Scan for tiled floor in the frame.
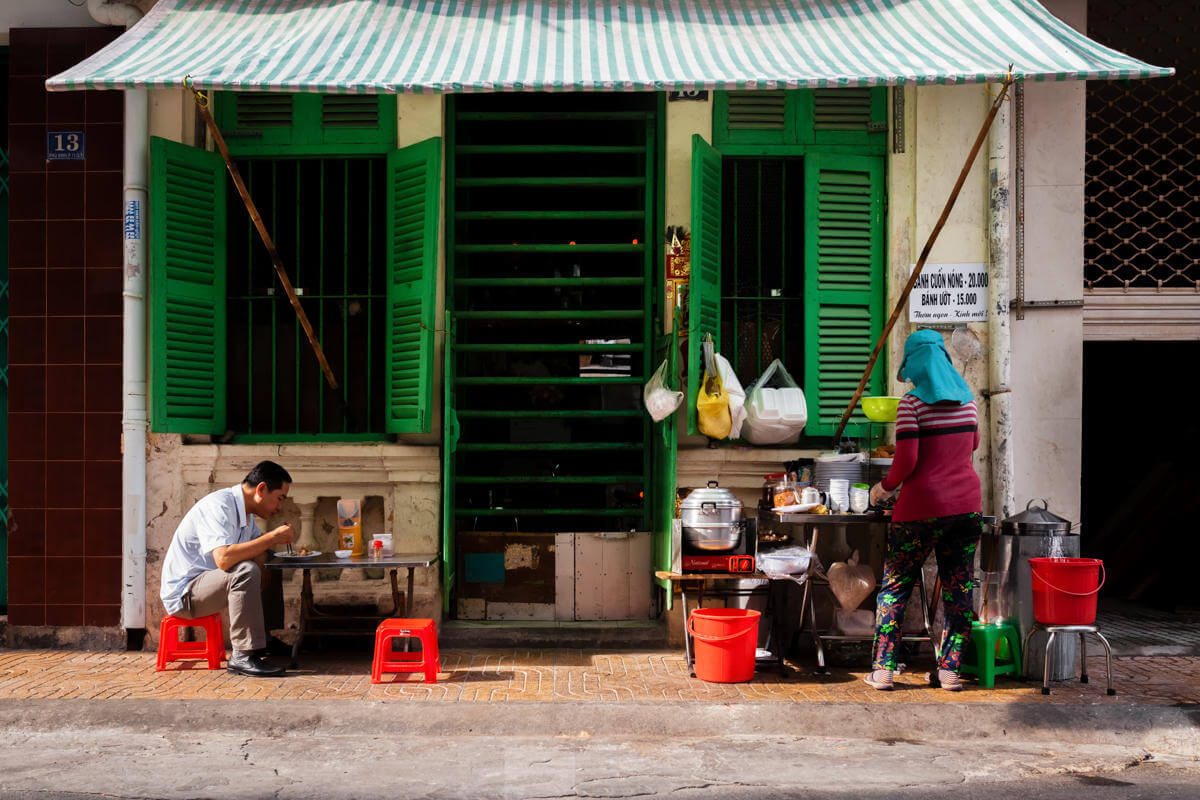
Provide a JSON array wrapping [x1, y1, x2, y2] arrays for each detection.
[[0, 649, 1193, 704], [1095, 600, 1200, 656]]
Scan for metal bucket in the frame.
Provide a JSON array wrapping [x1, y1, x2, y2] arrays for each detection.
[[981, 499, 1080, 681]]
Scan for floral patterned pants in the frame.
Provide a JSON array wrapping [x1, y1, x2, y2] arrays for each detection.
[[871, 512, 982, 673]]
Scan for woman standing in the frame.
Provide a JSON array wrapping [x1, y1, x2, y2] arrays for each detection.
[[866, 329, 982, 691]]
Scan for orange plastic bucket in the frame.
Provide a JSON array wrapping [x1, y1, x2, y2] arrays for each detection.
[[687, 608, 760, 682], [1029, 557, 1105, 625]]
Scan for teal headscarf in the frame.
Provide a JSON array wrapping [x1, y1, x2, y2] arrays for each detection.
[[897, 329, 974, 405]]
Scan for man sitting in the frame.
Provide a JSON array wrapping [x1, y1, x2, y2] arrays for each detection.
[[160, 460, 296, 677]]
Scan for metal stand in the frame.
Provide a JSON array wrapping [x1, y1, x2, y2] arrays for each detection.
[[667, 573, 793, 679], [793, 519, 938, 676], [1023, 623, 1116, 696]]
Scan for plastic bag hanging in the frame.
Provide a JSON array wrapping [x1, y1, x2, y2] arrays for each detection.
[[696, 334, 732, 439], [643, 358, 684, 422], [742, 358, 808, 445]]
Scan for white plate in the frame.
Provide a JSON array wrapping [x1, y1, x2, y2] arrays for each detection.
[[276, 550, 322, 559], [774, 503, 820, 514]]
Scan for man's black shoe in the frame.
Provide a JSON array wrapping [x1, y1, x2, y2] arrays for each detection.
[[255, 635, 292, 658], [226, 650, 286, 677]]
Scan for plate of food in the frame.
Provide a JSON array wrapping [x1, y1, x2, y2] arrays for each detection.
[[773, 503, 820, 514], [276, 549, 322, 559]]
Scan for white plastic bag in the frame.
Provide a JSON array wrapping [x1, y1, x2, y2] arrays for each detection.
[[714, 353, 746, 439], [642, 359, 683, 422], [757, 546, 822, 586], [742, 359, 808, 445]]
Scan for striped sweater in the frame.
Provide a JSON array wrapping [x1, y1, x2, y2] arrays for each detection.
[[880, 393, 981, 522]]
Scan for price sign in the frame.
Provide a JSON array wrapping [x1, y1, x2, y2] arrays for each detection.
[[47, 131, 85, 161], [907, 262, 988, 323]]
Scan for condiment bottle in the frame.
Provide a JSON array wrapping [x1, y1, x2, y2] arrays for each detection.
[[762, 473, 785, 508], [371, 539, 383, 561]]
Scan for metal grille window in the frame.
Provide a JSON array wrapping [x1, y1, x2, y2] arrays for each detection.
[[1085, 0, 1198, 289], [720, 158, 806, 385], [226, 158, 387, 437]]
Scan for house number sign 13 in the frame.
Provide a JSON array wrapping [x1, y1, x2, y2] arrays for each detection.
[[47, 131, 86, 161]]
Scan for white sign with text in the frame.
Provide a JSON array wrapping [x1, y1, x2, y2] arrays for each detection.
[[907, 262, 988, 323]]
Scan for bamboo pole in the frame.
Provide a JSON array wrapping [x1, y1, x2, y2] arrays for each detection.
[[832, 73, 1015, 447], [187, 81, 339, 391]]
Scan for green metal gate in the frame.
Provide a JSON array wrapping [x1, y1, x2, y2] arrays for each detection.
[[443, 95, 660, 610]]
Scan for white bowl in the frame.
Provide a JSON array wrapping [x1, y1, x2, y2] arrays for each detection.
[[334, 549, 352, 558]]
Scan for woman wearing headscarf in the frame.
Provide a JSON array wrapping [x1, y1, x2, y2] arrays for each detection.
[[864, 329, 982, 692]]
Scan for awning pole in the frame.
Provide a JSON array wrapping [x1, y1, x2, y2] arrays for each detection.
[[831, 70, 1015, 447], [186, 79, 339, 391]]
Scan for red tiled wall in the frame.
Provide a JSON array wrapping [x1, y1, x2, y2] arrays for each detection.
[[7, 28, 124, 627]]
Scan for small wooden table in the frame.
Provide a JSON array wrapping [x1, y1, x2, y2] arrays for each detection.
[[265, 552, 439, 666]]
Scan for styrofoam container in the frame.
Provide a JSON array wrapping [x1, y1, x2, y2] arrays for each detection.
[[776, 387, 807, 425], [749, 387, 782, 421]]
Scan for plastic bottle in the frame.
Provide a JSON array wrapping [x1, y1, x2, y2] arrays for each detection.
[[371, 539, 383, 561]]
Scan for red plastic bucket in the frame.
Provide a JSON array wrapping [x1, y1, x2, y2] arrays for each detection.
[[1029, 557, 1105, 625], [687, 608, 760, 683]]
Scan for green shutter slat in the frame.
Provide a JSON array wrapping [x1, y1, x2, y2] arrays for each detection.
[[804, 152, 885, 438], [385, 137, 441, 434], [687, 134, 723, 435], [150, 136, 226, 434]]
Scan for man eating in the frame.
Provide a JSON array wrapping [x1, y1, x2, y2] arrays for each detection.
[[159, 460, 296, 677]]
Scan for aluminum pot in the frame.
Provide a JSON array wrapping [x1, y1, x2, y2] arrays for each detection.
[[999, 498, 1076, 536], [680, 481, 745, 551]]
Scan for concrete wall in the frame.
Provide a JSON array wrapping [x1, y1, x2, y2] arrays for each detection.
[[1010, 0, 1086, 525], [0, 3, 105, 44]]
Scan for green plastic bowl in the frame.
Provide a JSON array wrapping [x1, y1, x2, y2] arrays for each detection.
[[861, 396, 901, 423]]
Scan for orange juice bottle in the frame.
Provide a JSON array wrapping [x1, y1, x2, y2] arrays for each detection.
[[336, 499, 364, 557]]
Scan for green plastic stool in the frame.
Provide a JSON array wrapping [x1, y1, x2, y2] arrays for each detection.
[[961, 621, 1023, 688]]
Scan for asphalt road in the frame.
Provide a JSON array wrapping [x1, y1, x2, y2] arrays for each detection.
[[1, 700, 1197, 799]]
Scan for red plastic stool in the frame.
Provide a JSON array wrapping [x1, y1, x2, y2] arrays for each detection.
[[371, 618, 440, 684], [156, 613, 225, 671]]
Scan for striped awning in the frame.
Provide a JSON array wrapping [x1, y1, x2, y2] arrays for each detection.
[[46, 0, 1173, 94]]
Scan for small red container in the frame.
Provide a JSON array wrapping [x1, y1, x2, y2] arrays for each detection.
[[1029, 557, 1105, 625], [687, 608, 760, 682]]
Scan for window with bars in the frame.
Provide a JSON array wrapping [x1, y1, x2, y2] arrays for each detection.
[[225, 158, 387, 437], [148, 93, 440, 440], [688, 90, 887, 439]]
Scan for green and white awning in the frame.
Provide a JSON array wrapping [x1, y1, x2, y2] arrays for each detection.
[[46, 0, 1173, 94]]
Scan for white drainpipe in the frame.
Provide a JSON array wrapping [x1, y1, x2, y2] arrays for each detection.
[[986, 85, 1016, 521], [88, 0, 148, 631]]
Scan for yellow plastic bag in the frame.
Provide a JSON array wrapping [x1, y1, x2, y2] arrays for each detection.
[[697, 370, 732, 439]]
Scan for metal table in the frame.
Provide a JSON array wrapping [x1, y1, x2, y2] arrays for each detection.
[[655, 570, 799, 679], [265, 552, 439, 666], [775, 512, 993, 674]]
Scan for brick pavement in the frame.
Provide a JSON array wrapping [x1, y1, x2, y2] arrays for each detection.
[[0, 648, 1194, 704]]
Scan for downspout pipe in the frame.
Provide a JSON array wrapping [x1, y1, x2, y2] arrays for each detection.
[[986, 85, 1016, 521], [88, 0, 148, 632]]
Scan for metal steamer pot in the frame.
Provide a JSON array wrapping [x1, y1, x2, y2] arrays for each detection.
[[680, 481, 745, 551]]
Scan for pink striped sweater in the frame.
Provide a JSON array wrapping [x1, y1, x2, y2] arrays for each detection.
[[880, 393, 981, 522]]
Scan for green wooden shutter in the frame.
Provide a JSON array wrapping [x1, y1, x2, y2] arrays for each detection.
[[441, 312, 458, 612], [385, 136, 442, 434], [687, 134, 722, 435], [652, 313, 679, 607], [803, 152, 885, 438], [214, 93, 397, 156], [149, 136, 227, 434]]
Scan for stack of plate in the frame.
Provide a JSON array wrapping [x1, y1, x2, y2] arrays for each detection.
[[865, 457, 894, 486], [813, 457, 865, 492]]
